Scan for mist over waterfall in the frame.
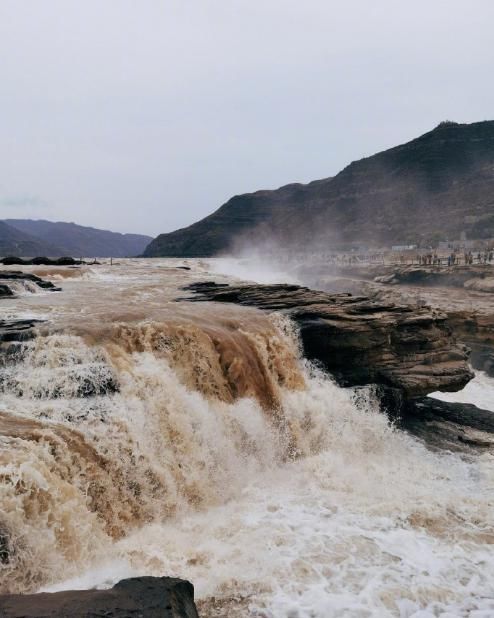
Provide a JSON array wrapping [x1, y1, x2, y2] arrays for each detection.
[[0, 260, 493, 617]]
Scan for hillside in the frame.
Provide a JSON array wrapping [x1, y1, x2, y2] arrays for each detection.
[[0, 221, 62, 257], [4, 220, 152, 258], [144, 120, 494, 256]]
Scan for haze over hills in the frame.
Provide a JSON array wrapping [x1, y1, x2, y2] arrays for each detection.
[[144, 120, 494, 257], [2, 220, 152, 258]]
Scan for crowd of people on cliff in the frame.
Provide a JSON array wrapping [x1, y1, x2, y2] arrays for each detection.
[[411, 250, 494, 266], [325, 251, 494, 266], [278, 249, 494, 266]]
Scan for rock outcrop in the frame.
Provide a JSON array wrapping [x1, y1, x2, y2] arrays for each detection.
[[0, 271, 61, 294], [1, 256, 84, 266], [184, 282, 473, 398], [145, 120, 494, 256], [0, 576, 199, 618], [293, 262, 494, 378], [0, 319, 42, 344], [402, 397, 494, 452], [0, 285, 14, 298]]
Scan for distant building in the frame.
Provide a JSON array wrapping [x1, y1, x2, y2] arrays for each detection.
[[391, 244, 417, 251]]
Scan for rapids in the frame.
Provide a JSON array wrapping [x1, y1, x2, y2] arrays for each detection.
[[0, 259, 493, 617]]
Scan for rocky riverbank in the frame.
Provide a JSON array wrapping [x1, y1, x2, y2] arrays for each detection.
[[293, 263, 494, 377], [305, 263, 494, 290]]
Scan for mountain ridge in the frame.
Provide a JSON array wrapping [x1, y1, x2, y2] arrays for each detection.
[[2, 219, 152, 258], [144, 120, 494, 256], [0, 221, 63, 257]]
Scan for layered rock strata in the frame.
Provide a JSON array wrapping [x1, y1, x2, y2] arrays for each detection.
[[184, 282, 473, 398]]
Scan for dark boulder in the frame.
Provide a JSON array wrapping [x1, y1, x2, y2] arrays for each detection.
[[0, 284, 14, 298], [0, 256, 84, 266], [0, 576, 199, 617], [0, 256, 25, 265]]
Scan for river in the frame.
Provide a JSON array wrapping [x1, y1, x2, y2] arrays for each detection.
[[0, 259, 493, 617]]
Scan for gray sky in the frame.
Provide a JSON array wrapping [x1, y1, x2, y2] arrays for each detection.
[[1, 1, 493, 236]]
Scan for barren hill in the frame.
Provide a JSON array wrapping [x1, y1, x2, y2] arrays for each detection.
[[144, 120, 494, 256]]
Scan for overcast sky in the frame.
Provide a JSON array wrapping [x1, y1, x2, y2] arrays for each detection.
[[1, 1, 493, 236]]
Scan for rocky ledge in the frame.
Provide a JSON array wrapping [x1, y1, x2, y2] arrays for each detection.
[[0, 271, 61, 295], [185, 282, 473, 399], [402, 397, 494, 452], [296, 264, 494, 379], [371, 265, 494, 292], [0, 576, 199, 618], [0, 319, 42, 344]]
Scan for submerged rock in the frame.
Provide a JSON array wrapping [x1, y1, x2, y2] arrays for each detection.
[[0, 576, 199, 617], [185, 282, 473, 398], [0, 284, 14, 298]]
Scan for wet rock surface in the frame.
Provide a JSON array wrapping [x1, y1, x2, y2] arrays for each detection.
[[406, 397, 494, 433], [0, 271, 62, 293], [401, 397, 494, 452], [0, 284, 14, 298], [184, 282, 473, 398], [0, 319, 42, 344], [0, 576, 199, 617]]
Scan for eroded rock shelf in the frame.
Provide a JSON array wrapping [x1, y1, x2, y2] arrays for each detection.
[[185, 282, 473, 398]]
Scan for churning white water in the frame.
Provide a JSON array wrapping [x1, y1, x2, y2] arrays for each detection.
[[1, 259, 493, 617]]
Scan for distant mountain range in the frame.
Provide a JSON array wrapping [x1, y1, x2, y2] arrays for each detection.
[[0, 221, 60, 257], [0, 219, 152, 258], [143, 120, 494, 256]]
